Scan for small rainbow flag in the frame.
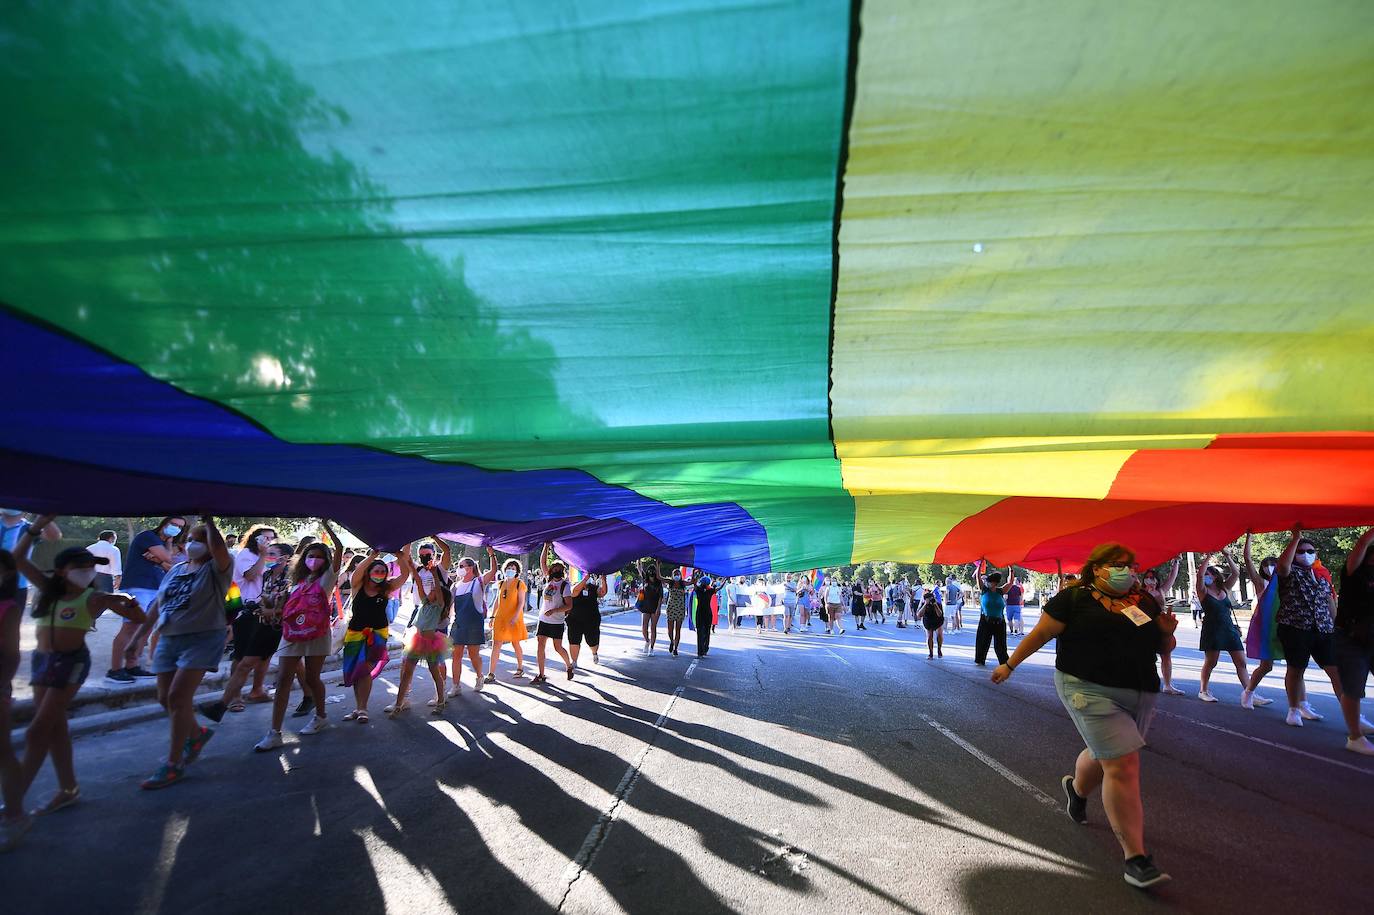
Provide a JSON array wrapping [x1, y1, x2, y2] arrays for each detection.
[[223, 581, 242, 619]]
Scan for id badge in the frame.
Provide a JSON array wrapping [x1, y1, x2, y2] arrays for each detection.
[[1122, 606, 1151, 627]]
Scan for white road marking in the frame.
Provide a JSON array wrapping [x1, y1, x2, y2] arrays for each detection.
[[685, 659, 699, 678], [918, 713, 1060, 812], [824, 648, 852, 667], [558, 685, 685, 910], [1158, 710, 1374, 776]]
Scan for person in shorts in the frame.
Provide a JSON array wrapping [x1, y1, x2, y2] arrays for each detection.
[[567, 571, 606, 668], [141, 516, 233, 789], [991, 542, 1177, 891], [824, 579, 844, 635], [533, 546, 574, 683], [1336, 528, 1374, 754], [1275, 526, 1343, 727], [1005, 578, 1025, 636]]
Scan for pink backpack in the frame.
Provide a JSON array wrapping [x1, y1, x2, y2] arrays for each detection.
[[282, 579, 328, 642]]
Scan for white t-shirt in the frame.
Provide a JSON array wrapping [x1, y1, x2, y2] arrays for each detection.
[[539, 579, 571, 624], [233, 548, 268, 602], [86, 539, 123, 577]]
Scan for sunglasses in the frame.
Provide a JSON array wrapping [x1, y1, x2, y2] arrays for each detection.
[[1297, 549, 1316, 556]]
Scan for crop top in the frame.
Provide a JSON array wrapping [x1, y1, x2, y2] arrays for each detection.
[[48, 587, 95, 631]]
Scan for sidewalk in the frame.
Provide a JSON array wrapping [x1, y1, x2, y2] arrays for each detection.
[[12, 598, 636, 726]]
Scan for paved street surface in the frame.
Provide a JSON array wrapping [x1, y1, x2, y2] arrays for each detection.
[[7, 610, 1372, 914]]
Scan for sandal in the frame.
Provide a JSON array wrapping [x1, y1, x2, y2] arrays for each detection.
[[355, 710, 369, 724], [227, 700, 247, 714], [32, 786, 80, 816], [531, 674, 547, 684], [483, 673, 496, 684], [566, 665, 575, 680], [513, 668, 527, 678], [384, 702, 410, 717], [343, 709, 362, 721], [431, 700, 446, 715]]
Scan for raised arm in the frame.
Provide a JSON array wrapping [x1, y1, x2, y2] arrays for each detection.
[[352, 549, 380, 590], [541, 543, 552, 577], [1276, 525, 1302, 577], [1348, 528, 1374, 578], [1220, 551, 1240, 591], [320, 520, 345, 575], [1194, 557, 1209, 596], [389, 544, 413, 590], [11, 515, 56, 588], [1000, 566, 1015, 594], [480, 545, 498, 585], [1161, 558, 1180, 593], [1242, 533, 1264, 589], [434, 536, 453, 575], [202, 515, 232, 573]]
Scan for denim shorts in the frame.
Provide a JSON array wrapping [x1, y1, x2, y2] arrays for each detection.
[[1055, 670, 1157, 760], [152, 629, 227, 673], [31, 646, 92, 689]]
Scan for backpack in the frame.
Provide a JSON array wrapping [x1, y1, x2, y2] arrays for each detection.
[[283, 579, 329, 642]]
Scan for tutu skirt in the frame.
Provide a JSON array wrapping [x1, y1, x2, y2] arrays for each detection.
[[405, 628, 451, 663], [341, 627, 389, 686]]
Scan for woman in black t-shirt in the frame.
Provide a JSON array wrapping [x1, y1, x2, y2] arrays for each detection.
[[638, 561, 665, 655], [990, 542, 1178, 891]]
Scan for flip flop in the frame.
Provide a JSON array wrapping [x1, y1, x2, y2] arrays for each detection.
[[228, 700, 247, 713]]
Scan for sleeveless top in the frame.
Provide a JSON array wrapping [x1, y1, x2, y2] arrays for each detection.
[[49, 587, 95, 631], [348, 587, 390, 631]]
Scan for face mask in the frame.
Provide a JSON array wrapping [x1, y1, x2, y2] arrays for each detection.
[[1202, 574, 1215, 586], [1261, 564, 1276, 578], [461, 565, 476, 581], [185, 541, 208, 560], [265, 559, 279, 570], [505, 569, 519, 580], [1098, 566, 1134, 595], [419, 554, 434, 566], [1295, 550, 1316, 567], [66, 567, 98, 588], [305, 556, 325, 571], [163, 524, 183, 538], [369, 570, 388, 583], [1144, 579, 1158, 589], [550, 569, 565, 581]]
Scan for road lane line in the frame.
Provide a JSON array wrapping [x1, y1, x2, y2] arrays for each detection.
[[918, 713, 1061, 812], [558, 685, 685, 909], [824, 648, 852, 667], [685, 659, 699, 678], [1157, 710, 1374, 776], [135, 811, 189, 915]]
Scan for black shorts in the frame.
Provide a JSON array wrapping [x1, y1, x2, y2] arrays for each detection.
[[567, 614, 601, 647], [1334, 631, 1374, 699], [536, 621, 566, 640], [234, 613, 283, 660], [1276, 623, 1335, 670]]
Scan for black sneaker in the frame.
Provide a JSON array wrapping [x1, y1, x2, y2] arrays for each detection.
[[1123, 854, 1170, 889], [291, 696, 314, 718], [1062, 776, 1088, 824], [126, 666, 157, 679], [198, 700, 227, 724], [104, 669, 136, 685]]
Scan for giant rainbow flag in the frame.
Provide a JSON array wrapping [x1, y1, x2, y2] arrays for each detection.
[[3, 1, 1372, 573]]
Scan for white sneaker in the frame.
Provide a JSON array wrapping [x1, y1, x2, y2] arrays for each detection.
[[1285, 708, 1304, 727], [1198, 691, 1218, 703], [300, 717, 330, 736], [1344, 736, 1374, 756], [1360, 715, 1374, 735], [1240, 690, 1255, 709], [1298, 703, 1323, 721], [1252, 694, 1274, 707], [1163, 684, 1185, 696], [254, 730, 284, 752]]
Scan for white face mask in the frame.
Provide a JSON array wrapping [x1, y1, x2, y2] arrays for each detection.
[[1294, 550, 1316, 567], [66, 567, 98, 588], [505, 569, 519, 580], [185, 541, 209, 560]]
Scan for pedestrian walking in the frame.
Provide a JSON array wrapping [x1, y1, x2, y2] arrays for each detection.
[[488, 557, 530, 680], [991, 542, 1177, 890], [568, 570, 605, 668], [974, 561, 1012, 667]]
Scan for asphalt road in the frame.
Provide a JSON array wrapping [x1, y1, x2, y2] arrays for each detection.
[[6, 609, 1372, 914]]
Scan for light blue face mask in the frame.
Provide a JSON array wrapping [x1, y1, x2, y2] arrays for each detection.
[[1203, 574, 1215, 586], [1100, 566, 1135, 595]]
